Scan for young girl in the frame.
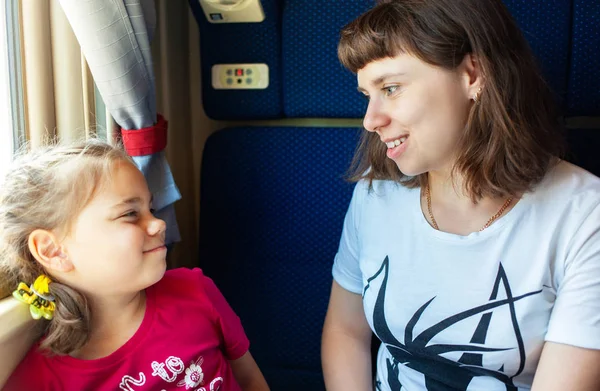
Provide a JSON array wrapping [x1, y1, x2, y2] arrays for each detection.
[[0, 139, 270, 391]]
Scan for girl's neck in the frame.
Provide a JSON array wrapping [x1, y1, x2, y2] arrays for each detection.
[[70, 290, 147, 360]]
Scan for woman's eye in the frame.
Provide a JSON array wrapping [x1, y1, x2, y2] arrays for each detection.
[[150, 208, 156, 215], [361, 93, 370, 101], [383, 85, 399, 96]]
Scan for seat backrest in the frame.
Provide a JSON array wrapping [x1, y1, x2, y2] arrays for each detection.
[[567, 0, 600, 115], [199, 126, 359, 389], [503, 0, 572, 108], [188, 0, 283, 120], [565, 0, 600, 175]]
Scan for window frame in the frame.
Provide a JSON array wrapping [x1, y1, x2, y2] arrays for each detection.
[[3, 0, 25, 152], [0, 0, 22, 180]]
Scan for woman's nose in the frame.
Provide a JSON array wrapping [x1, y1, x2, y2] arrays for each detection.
[[363, 100, 389, 133]]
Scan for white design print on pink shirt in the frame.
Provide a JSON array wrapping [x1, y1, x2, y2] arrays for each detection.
[[119, 355, 224, 391], [178, 356, 205, 389]]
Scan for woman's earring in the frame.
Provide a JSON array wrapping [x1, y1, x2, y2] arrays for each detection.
[[473, 87, 483, 103]]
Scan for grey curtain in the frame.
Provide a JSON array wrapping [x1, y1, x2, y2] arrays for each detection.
[[58, 0, 180, 245]]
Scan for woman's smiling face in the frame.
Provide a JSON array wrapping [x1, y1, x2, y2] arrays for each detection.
[[357, 54, 475, 177]]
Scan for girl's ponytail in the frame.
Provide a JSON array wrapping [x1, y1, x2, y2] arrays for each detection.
[[41, 281, 91, 355]]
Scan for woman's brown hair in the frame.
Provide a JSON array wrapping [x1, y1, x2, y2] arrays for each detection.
[[0, 139, 133, 355], [339, 0, 565, 200]]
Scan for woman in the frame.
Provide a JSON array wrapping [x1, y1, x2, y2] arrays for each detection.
[[321, 0, 600, 390]]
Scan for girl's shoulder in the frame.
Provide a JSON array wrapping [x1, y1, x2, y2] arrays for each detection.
[[149, 268, 217, 311], [159, 267, 208, 285]]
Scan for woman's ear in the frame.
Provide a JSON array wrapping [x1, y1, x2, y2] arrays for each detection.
[[461, 53, 484, 98], [28, 229, 73, 273]]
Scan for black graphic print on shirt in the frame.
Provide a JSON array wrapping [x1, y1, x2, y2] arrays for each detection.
[[366, 256, 543, 391]]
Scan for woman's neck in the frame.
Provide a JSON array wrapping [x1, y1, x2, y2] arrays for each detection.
[[427, 169, 472, 205], [424, 170, 515, 235], [70, 291, 147, 360]]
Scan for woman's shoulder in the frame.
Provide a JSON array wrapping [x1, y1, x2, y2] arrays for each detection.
[[534, 160, 600, 202], [526, 161, 600, 226], [354, 177, 415, 201]]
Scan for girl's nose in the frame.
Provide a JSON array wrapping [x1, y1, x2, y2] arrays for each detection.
[[147, 215, 167, 237]]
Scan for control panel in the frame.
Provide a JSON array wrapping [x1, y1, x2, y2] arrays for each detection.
[[211, 63, 269, 90]]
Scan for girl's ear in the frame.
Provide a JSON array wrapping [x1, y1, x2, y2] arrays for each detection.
[[28, 230, 73, 273]]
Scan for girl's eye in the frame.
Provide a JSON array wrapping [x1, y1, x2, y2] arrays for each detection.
[[122, 211, 139, 218], [383, 85, 399, 96], [150, 208, 156, 215], [361, 93, 370, 101]]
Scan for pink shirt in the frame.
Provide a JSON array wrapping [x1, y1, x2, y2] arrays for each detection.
[[4, 268, 250, 391]]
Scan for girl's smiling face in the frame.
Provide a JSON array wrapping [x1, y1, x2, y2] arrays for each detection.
[[59, 160, 167, 297]]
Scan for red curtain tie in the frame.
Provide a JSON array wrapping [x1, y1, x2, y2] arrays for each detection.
[[121, 114, 168, 156]]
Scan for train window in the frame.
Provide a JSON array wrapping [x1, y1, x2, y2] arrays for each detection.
[[0, 1, 16, 180]]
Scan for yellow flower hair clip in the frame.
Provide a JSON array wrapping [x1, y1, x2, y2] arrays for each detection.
[[13, 275, 56, 320]]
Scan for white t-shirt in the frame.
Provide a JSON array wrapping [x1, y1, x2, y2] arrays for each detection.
[[332, 161, 600, 391]]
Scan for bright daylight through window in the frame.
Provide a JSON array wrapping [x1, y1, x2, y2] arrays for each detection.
[[0, 2, 14, 180]]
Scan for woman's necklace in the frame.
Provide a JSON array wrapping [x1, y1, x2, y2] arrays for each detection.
[[425, 182, 513, 232]]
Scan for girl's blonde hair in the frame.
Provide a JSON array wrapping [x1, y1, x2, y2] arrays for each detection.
[[0, 138, 133, 355]]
